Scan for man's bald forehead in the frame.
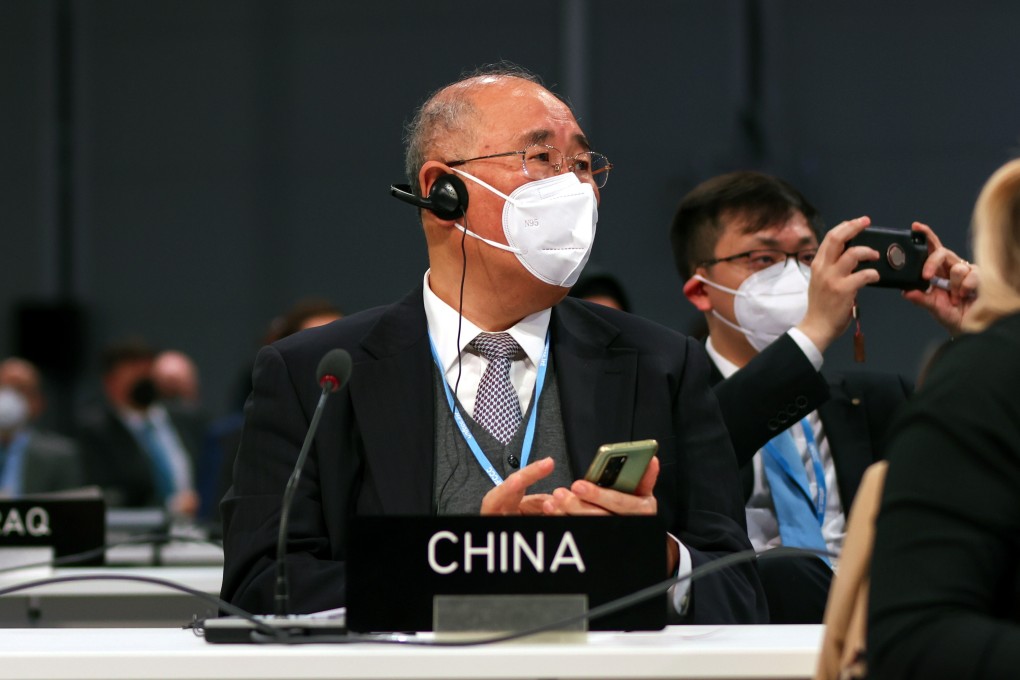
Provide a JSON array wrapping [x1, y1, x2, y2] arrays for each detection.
[[402, 64, 567, 194]]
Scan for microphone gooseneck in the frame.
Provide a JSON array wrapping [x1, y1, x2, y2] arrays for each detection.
[[274, 348, 353, 618]]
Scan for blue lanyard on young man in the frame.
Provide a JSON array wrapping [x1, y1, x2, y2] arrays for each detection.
[[428, 331, 550, 486], [763, 418, 828, 524]]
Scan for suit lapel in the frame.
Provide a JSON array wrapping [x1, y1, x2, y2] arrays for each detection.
[[818, 375, 873, 512], [349, 287, 435, 514], [705, 361, 756, 499], [551, 300, 637, 478]]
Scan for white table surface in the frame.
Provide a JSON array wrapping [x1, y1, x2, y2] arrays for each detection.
[[0, 624, 823, 680]]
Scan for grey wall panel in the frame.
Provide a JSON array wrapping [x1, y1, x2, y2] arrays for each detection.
[[2, 1, 1019, 424]]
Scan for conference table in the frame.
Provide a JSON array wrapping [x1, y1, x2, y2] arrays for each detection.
[[0, 528, 824, 679], [0, 624, 823, 680], [0, 538, 223, 627]]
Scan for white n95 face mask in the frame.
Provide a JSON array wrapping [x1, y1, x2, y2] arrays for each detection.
[[0, 387, 29, 431], [695, 259, 811, 352], [449, 169, 598, 287]]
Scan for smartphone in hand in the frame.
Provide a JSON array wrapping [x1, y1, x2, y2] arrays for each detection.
[[583, 439, 658, 494], [847, 226, 928, 290]]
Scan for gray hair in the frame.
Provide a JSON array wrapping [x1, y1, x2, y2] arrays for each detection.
[[403, 62, 544, 197]]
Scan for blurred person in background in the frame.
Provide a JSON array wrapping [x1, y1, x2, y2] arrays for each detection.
[[569, 271, 632, 312], [152, 350, 203, 411], [197, 298, 343, 526], [268, 297, 344, 343], [0, 357, 83, 496], [77, 339, 204, 516]]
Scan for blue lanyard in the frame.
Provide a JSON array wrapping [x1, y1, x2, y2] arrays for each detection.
[[764, 418, 828, 525], [428, 332, 550, 487]]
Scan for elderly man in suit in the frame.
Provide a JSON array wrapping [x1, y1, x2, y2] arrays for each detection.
[[0, 357, 82, 496], [221, 64, 767, 623]]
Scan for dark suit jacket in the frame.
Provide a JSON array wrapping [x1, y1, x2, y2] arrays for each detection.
[[711, 333, 912, 513], [16, 430, 84, 495], [77, 403, 204, 507], [220, 287, 767, 624]]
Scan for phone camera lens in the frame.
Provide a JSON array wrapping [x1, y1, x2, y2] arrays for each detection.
[[887, 244, 907, 270], [597, 455, 627, 487]]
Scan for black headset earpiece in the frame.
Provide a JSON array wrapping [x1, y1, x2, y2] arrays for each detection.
[[389, 174, 468, 221]]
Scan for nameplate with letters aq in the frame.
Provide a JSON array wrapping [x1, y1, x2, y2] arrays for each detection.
[[347, 515, 666, 632], [0, 493, 106, 566]]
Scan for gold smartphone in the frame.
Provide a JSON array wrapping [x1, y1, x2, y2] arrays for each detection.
[[583, 439, 658, 493]]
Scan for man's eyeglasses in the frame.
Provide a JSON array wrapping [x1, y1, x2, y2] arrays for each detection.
[[447, 143, 613, 189], [701, 248, 818, 273]]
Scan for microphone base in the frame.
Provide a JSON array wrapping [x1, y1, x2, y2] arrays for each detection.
[[203, 614, 347, 644]]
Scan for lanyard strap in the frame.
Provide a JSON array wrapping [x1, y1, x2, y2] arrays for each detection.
[[764, 418, 828, 525], [428, 332, 550, 487]]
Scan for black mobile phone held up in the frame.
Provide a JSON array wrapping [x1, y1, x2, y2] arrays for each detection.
[[847, 227, 928, 290]]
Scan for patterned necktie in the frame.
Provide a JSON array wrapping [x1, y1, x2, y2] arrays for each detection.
[[471, 332, 523, 445], [763, 428, 829, 562]]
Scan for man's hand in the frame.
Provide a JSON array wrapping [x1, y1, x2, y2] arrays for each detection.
[[170, 489, 199, 518], [903, 222, 978, 335], [796, 216, 881, 352], [480, 457, 555, 515], [542, 455, 660, 517], [542, 457, 677, 574]]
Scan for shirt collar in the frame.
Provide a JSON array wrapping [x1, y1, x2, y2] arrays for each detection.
[[705, 336, 740, 379], [117, 403, 169, 430], [421, 270, 551, 373]]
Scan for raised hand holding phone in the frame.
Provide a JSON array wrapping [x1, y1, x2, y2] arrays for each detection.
[[902, 221, 979, 335]]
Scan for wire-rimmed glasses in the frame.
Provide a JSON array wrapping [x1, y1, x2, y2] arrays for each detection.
[[447, 143, 613, 188]]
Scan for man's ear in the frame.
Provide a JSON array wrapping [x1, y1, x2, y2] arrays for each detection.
[[682, 272, 713, 313], [419, 162, 446, 197], [414, 161, 467, 224]]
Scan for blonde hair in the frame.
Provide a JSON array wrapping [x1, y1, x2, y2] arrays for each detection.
[[963, 158, 1020, 332]]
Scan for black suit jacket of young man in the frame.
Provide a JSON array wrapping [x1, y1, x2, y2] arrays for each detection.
[[710, 333, 912, 513], [709, 332, 911, 622]]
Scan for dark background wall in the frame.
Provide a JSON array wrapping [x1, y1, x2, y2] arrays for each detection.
[[3, 0, 1019, 430]]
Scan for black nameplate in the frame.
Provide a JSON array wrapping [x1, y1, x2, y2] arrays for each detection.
[[0, 495, 106, 566], [347, 515, 666, 632]]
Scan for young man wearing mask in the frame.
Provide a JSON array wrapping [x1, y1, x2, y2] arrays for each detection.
[[0, 357, 82, 496], [221, 66, 767, 624], [77, 340, 203, 516], [670, 171, 915, 623]]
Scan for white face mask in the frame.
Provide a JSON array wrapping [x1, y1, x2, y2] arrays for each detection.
[[0, 387, 29, 431], [449, 169, 598, 287], [695, 259, 811, 352]]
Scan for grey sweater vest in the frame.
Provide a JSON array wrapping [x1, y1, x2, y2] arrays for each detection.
[[433, 357, 573, 515]]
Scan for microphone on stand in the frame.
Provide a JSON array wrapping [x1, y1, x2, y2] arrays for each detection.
[[275, 348, 353, 617], [204, 348, 352, 644]]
